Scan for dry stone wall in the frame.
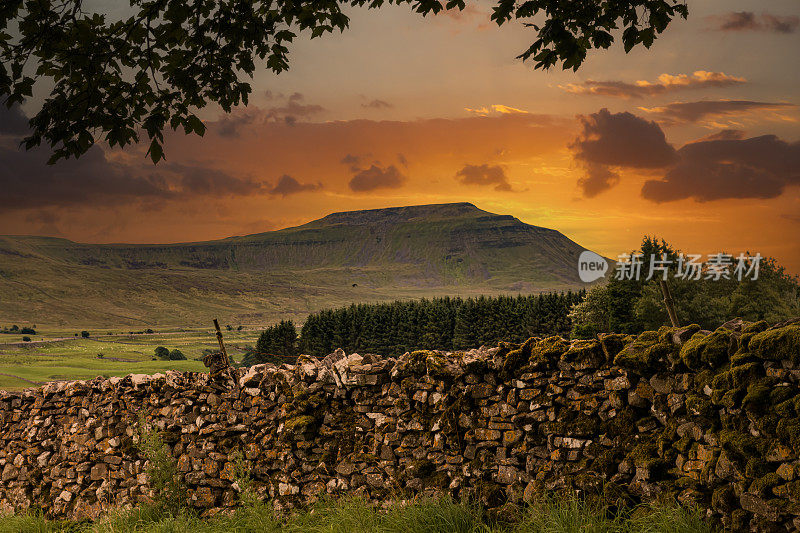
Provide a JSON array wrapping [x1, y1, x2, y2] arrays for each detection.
[[1, 318, 799, 531]]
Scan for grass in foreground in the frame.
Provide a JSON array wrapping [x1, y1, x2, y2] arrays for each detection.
[[0, 496, 714, 533]]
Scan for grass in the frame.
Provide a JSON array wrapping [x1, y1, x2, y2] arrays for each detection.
[[0, 328, 263, 390], [0, 496, 715, 533]]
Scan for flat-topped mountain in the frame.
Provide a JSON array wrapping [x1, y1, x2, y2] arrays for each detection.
[[0, 203, 597, 326]]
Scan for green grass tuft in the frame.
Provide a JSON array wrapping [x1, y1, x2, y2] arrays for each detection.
[[0, 495, 715, 533]]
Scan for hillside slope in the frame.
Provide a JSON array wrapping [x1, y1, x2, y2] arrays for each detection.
[[0, 202, 596, 326]]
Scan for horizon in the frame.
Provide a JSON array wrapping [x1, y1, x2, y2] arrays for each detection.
[[3, 199, 797, 275]]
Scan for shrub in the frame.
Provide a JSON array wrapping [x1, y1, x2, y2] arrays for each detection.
[[20, 327, 36, 335], [154, 346, 170, 360], [230, 450, 258, 508], [135, 414, 185, 512], [80, 330, 90, 338], [169, 349, 186, 361], [22, 336, 30, 342]]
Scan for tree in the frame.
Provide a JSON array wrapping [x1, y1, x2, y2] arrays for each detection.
[[1, 0, 688, 164], [168, 349, 186, 360], [570, 237, 800, 336], [80, 330, 90, 338], [154, 346, 170, 360]]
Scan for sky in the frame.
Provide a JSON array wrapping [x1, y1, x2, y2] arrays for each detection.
[[1, 0, 799, 273]]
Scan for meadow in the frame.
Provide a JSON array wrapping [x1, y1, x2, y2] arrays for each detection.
[[0, 327, 263, 390]]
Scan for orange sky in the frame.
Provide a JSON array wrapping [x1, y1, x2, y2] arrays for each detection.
[[0, 0, 799, 273]]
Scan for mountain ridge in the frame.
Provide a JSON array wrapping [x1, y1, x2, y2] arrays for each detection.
[[0, 202, 596, 326]]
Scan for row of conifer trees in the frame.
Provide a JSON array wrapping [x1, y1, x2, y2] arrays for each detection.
[[246, 292, 585, 364]]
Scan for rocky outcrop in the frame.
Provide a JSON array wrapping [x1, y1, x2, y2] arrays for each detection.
[[1, 318, 799, 531]]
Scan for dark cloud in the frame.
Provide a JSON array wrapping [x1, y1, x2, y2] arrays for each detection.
[[571, 109, 800, 202], [264, 90, 284, 100], [362, 99, 393, 109], [266, 92, 324, 126], [690, 129, 746, 143], [0, 105, 30, 136], [213, 94, 325, 136], [709, 11, 799, 33], [215, 111, 259, 138], [348, 164, 407, 192], [571, 108, 677, 196], [340, 154, 362, 172], [268, 174, 321, 197], [163, 163, 265, 196], [0, 145, 171, 212], [560, 71, 745, 99], [0, 140, 266, 212], [641, 135, 800, 203], [577, 164, 620, 198], [455, 163, 513, 191], [571, 109, 677, 170], [641, 100, 795, 124]]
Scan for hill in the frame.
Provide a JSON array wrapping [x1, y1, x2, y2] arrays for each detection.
[[0, 202, 597, 327]]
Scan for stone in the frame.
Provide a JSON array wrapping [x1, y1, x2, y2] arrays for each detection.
[[740, 494, 778, 521], [90, 463, 107, 481]]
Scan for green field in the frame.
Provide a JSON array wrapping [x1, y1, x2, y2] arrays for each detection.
[[0, 327, 263, 390]]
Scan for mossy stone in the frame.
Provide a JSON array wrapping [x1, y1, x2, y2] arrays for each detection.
[[680, 329, 731, 370], [748, 326, 800, 363], [530, 336, 569, 364], [614, 330, 676, 373], [742, 320, 769, 334], [597, 333, 633, 363]]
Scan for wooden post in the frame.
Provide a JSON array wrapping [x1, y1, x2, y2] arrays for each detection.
[[659, 279, 680, 327], [213, 318, 229, 364]]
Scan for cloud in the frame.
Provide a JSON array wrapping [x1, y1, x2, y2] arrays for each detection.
[[577, 164, 620, 198], [465, 104, 529, 116], [267, 92, 325, 125], [0, 138, 267, 213], [708, 11, 800, 33], [455, 164, 513, 191], [163, 163, 265, 196], [0, 145, 172, 212], [268, 174, 322, 197], [348, 164, 407, 192], [213, 94, 325, 136], [641, 135, 800, 202], [340, 154, 363, 172], [689, 129, 747, 143], [0, 105, 29, 136], [362, 99, 393, 109], [571, 108, 677, 171], [560, 71, 746, 99], [571, 109, 800, 202], [639, 100, 796, 124], [215, 110, 260, 138]]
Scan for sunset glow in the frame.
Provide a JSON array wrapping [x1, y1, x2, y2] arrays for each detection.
[[1, 0, 798, 272]]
